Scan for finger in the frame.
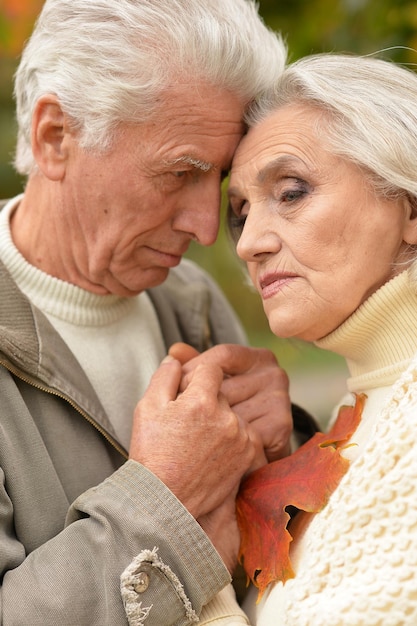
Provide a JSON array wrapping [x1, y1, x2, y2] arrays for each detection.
[[168, 342, 200, 364], [183, 361, 225, 399], [245, 426, 268, 474], [145, 355, 183, 403], [220, 365, 289, 408], [220, 372, 260, 406], [181, 344, 278, 378], [245, 411, 292, 461]]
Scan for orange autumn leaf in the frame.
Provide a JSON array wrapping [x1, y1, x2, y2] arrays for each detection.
[[236, 393, 365, 599]]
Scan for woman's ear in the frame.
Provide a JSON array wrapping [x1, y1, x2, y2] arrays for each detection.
[[31, 94, 70, 181], [402, 194, 417, 245]]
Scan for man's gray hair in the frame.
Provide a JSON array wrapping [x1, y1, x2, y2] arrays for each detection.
[[14, 0, 287, 175]]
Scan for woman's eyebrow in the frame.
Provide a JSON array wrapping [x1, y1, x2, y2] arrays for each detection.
[[257, 155, 301, 183], [227, 154, 304, 198]]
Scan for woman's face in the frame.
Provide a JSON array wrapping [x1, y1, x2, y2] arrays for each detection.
[[228, 104, 417, 342]]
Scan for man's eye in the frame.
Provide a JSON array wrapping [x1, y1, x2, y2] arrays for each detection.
[[173, 171, 187, 178]]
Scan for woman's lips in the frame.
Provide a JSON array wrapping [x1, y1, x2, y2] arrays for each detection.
[[259, 272, 297, 299]]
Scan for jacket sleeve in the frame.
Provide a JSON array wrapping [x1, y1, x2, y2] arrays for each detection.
[[0, 461, 230, 625]]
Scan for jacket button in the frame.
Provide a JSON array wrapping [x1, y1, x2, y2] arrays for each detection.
[[134, 572, 150, 593]]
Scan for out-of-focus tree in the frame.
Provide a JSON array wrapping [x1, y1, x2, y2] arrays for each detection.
[[0, 0, 44, 197], [3, 0, 417, 197], [0, 0, 43, 56], [260, 0, 417, 64]]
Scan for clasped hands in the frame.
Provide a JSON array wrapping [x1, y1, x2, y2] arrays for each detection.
[[129, 342, 292, 572]]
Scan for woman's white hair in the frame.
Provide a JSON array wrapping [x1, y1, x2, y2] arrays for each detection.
[[247, 52, 417, 201], [245, 52, 417, 283], [14, 0, 287, 175]]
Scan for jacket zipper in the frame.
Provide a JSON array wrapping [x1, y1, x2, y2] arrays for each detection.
[[0, 358, 129, 459]]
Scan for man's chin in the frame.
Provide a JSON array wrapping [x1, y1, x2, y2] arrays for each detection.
[[120, 266, 171, 296]]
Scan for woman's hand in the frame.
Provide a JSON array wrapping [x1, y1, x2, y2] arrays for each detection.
[[169, 342, 293, 463]]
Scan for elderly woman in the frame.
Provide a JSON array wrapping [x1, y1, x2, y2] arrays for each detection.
[[200, 52, 417, 625]]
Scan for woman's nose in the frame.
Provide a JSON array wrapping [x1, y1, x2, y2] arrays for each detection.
[[236, 206, 281, 262]]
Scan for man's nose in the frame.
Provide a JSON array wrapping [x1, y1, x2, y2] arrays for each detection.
[[173, 179, 221, 246]]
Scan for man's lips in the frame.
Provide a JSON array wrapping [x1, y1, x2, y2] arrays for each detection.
[[258, 272, 297, 299], [147, 246, 188, 267]]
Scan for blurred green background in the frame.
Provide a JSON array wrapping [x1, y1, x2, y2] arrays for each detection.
[[2, 0, 416, 421]]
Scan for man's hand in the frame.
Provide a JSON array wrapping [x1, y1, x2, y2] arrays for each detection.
[[129, 356, 262, 520], [197, 489, 241, 574], [169, 343, 293, 462]]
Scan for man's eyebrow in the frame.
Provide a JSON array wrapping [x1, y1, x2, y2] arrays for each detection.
[[164, 156, 214, 172]]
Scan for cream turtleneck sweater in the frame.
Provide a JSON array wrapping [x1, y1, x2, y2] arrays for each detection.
[[200, 269, 417, 625], [0, 196, 165, 450]]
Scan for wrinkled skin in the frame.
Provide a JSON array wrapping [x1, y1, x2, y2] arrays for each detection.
[[169, 341, 292, 462], [13, 78, 293, 572], [229, 104, 417, 342], [130, 342, 293, 571]]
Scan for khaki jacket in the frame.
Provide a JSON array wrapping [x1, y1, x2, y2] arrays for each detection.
[[0, 255, 246, 626]]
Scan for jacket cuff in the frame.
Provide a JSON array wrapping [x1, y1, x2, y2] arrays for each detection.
[[114, 461, 231, 624], [121, 547, 199, 625]]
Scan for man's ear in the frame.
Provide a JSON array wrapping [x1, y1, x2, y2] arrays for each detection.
[[402, 194, 417, 245], [31, 94, 71, 181]]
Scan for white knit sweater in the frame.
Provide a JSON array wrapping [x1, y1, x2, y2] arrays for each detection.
[[200, 269, 417, 625]]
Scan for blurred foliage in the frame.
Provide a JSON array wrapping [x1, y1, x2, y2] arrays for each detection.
[[0, 0, 43, 56], [260, 0, 417, 62], [2, 0, 417, 407], [0, 0, 44, 197]]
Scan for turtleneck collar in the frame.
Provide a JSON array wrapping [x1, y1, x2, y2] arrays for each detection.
[[0, 195, 134, 326], [315, 270, 417, 393]]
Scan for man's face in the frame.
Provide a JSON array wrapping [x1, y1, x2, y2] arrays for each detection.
[[59, 82, 245, 295]]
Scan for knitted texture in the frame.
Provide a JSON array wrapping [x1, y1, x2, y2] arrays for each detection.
[[196, 272, 417, 625], [255, 359, 417, 626]]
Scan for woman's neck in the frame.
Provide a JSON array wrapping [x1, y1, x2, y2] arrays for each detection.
[[315, 270, 417, 392]]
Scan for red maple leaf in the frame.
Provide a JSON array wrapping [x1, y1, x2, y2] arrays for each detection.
[[236, 393, 365, 599]]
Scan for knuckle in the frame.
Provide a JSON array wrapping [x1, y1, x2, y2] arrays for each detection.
[[271, 369, 290, 391], [258, 347, 279, 364], [211, 343, 232, 362]]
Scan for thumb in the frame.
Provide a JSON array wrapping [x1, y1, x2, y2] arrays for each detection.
[[169, 342, 200, 364], [183, 361, 224, 398], [146, 355, 183, 403]]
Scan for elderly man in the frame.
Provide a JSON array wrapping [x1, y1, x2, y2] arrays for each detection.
[[0, 0, 294, 624]]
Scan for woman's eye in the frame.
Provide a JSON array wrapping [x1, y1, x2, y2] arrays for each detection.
[[229, 214, 247, 231], [227, 204, 247, 241], [281, 189, 304, 202], [278, 180, 308, 204]]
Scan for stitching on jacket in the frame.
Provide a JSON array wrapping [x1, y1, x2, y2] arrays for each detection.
[[120, 546, 199, 625]]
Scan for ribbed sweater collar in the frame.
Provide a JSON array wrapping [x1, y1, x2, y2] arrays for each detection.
[[315, 270, 417, 392]]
